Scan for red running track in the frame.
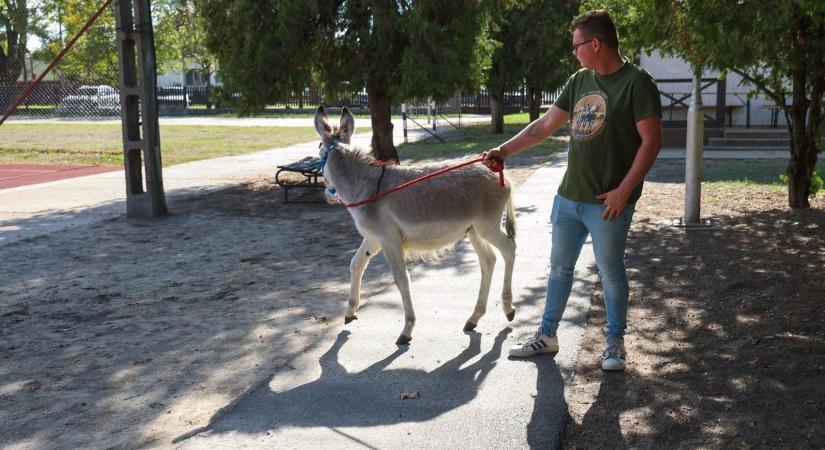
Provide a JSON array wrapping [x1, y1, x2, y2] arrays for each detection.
[[0, 164, 121, 190]]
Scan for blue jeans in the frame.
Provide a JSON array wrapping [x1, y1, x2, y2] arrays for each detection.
[[540, 194, 635, 341]]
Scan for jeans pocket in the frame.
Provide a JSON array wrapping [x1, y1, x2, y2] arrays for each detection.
[[550, 194, 561, 225]]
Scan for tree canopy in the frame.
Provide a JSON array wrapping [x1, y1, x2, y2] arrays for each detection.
[[198, 0, 490, 161], [56, 0, 118, 85], [154, 0, 216, 89], [486, 0, 579, 132], [586, 0, 825, 208]]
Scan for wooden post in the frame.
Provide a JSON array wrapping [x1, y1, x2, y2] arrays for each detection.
[[115, 0, 167, 217]]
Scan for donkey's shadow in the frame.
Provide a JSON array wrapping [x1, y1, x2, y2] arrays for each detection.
[[177, 328, 511, 441]]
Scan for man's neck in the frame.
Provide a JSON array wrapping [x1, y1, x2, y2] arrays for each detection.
[[593, 53, 626, 76]]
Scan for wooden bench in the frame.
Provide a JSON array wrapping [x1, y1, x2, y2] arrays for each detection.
[[275, 156, 324, 203]]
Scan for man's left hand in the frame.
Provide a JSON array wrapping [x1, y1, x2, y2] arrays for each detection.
[[596, 188, 630, 220]]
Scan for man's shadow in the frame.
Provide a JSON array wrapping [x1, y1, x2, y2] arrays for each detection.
[[177, 328, 512, 442], [522, 354, 570, 449], [563, 372, 628, 448]]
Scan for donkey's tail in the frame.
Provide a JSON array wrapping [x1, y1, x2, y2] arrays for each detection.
[[504, 192, 516, 240]]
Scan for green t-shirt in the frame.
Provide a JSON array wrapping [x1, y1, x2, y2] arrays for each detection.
[[553, 61, 662, 204]]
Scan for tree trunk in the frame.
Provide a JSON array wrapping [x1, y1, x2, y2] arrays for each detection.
[[366, 85, 399, 163], [0, 32, 25, 84], [490, 89, 504, 134], [785, 61, 819, 209], [526, 85, 542, 122]]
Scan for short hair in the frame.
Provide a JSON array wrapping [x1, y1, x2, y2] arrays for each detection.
[[571, 10, 619, 50]]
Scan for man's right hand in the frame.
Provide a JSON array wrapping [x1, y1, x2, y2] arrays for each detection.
[[483, 147, 505, 171]]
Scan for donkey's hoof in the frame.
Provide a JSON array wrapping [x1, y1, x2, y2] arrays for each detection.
[[344, 315, 358, 324], [396, 335, 412, 345], [506, 310, 516, 321], [463, 321, 477, 332]]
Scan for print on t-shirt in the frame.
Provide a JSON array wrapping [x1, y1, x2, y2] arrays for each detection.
[[571, 91, 607, 141]]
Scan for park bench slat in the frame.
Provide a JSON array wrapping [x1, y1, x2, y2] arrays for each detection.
[[275, 156, 325, 203]]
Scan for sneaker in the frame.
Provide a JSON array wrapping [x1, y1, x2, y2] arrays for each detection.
[[601, 339, 626, 371], [509, 330, 559, 358]]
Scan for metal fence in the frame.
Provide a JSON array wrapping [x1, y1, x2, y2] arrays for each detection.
[[0, 0, 124, 166], [176, 85, 558, 113]]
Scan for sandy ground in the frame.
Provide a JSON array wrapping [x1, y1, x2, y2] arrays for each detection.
[[0, 157, 540, 449], [564, 159, 825, 449], [5, 151, 820, 449]]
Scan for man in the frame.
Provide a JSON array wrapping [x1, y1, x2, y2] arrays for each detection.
[[482, 10, 662, 371]]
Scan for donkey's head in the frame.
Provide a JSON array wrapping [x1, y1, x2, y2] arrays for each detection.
[[315, 106, 355, 204], [314, 105, 355, 150]]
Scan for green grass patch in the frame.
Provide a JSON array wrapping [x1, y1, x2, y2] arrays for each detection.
[[0, 123, 321, 166], [398, 113, 566, 163], [702, 159, 791, 194], [0, 113, 565, 168]]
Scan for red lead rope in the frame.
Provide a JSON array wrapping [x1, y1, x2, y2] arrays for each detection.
[[341, 153, 505, 208]]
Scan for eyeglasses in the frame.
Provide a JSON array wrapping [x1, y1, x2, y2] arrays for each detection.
[[571, 39, 594, 53]]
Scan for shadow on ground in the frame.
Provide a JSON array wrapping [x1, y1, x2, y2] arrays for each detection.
[[175, 328, 511, 442], [564, 161, 825, 448], [2, 172, 546, 448], [0, 180, 371, 448]]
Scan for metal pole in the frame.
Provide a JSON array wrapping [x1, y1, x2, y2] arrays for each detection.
[[431, 98, 437, 132], [457, 92, 461, 128], [427, 96, 432, 124], [402, 102, 408, 144], [684, 70, 703, 225]]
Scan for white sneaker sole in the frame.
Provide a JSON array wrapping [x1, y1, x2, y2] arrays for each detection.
[[601, 358, 626, 371], [508, 340, 559, 358]]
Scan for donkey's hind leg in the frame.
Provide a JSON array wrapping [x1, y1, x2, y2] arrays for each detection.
[[478, 223, 517, 321], [346, 237, 382, 324], [464, 227, 497, 331]]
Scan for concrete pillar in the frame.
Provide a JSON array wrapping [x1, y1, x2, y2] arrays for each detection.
[[115, 0, 167, 217]]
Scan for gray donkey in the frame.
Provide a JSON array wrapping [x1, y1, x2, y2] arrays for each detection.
[[315, 106, 516, 345]]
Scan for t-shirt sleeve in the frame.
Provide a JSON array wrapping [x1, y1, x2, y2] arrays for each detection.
[[553, 73, 576, 113], [632, 71, 662, 122]]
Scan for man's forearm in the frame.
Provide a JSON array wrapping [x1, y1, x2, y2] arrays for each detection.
[[498, 106, 569, 159], [616, 116, 663, 197], [616, 141, 660, 197], [500, 121, 550, 157]]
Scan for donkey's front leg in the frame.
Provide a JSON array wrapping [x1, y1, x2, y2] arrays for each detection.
[[382, 240, 415, 345], [346, 238, 382, 323]]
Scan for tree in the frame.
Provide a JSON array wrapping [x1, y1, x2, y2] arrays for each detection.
[[486, 0, 579, 133], [588, 0, 825, 209], [485, 1, 524, 134], [42, 0, 118, 85], [517, 0, 579, 121], [154, 0, 217, 103], [197, 0, 490, 162], [0, 0, 29, 84]]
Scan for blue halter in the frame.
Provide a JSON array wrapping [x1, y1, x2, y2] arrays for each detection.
[[320, 141, 338, 196]]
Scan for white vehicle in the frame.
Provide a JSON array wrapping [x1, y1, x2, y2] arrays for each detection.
[[56, 85, 120, 116]]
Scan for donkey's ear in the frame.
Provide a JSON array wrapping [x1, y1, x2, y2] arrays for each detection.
[[339, 106, 355, 143], [314, 105, 332, 139]]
